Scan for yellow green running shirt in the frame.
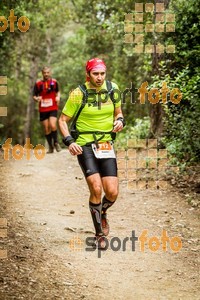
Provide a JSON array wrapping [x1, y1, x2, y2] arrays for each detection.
[[62, 81, 121, 146]]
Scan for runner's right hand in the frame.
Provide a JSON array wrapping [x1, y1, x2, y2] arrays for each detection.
[[68, 143, 83, 156]]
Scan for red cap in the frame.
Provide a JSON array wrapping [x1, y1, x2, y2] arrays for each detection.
[[85, 58, 106, 81]]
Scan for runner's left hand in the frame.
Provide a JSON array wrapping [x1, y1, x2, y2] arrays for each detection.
[[112, 120, 123, 133]]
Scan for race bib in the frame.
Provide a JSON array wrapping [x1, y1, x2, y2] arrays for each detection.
[[91, 141, 116, 159], [41, 98, 53, 107]]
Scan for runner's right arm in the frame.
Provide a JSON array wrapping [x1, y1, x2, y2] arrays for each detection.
[[58, 113, 83, 156], [33, 82, 42, 102], [58, 113, 72, 138]]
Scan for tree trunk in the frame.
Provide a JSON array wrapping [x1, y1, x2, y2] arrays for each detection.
[[24, 56, 39, 141], [149, 0, 170, 140], [46, 34, 52, 65]]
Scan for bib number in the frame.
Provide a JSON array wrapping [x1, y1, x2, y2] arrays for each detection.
[[91, 141, 116, 159], [41, 98, 53, 107]]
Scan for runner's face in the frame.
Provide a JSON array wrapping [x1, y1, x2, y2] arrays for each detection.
[[42, 69, 51, 81], [88, 71, 106, 87]]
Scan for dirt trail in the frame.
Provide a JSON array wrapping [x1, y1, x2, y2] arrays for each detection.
[[0, 150, 199, 300]]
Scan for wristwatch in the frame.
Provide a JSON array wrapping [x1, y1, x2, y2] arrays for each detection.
[[117, 117, 126, 127]]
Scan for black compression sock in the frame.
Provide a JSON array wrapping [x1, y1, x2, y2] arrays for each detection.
[[102, 196, 115, 215], [51, 130, 58, 145], [45, 133, 53, 148], [89, 202, 102, 235]]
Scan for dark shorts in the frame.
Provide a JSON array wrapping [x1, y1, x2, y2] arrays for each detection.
[[40, 110, 57, 122], [77, 145, 118, 178]]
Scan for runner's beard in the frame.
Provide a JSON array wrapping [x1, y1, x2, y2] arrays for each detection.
[[96, 81, 103, 86], [90, 80, 104, 88], [44, 76, 50, 80]]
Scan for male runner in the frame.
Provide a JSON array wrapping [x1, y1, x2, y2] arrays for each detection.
[[59, 58, 125, 249], [33, 66, 61, 153]]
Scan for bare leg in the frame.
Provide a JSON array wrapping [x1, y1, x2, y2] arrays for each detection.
[[41, 119, 53, 152]]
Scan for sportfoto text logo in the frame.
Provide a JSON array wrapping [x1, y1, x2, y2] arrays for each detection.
[[70, 81, 182, 107], [0, 9, 30, 33], [68, 229, 182, 258], [124, 2, 176, 53], [1, 138, 46, 160]]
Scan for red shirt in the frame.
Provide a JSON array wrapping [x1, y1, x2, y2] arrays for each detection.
[[33, 78, 59, 112]]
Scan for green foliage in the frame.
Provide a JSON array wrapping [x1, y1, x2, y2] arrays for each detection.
[[170, 0, 200, 72], [0, 0, 199, 167], [147, 0, 200, 165], [152, 70, 200, 164]]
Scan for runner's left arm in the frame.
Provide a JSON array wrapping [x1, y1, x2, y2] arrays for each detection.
[[55, 81, 60, 104], [55, 91, 61, 104], [113, 106, 125, 133]]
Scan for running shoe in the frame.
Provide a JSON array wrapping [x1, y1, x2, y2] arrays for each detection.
[[95, 234, 107, 250], [47, 146, 54, 154], [54, 143, 62, 152], [101, 213, 109, 236]]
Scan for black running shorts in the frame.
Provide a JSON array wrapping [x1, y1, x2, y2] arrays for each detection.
[[77, 145, 118, 178], [40, 110, 57, 121]]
